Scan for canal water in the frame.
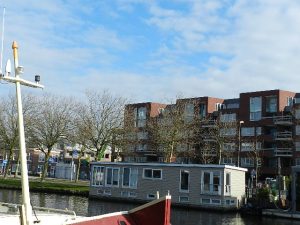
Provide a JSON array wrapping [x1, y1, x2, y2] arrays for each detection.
[[0, 189, 300, 225]]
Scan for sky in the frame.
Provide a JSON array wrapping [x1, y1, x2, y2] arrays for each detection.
[[0, 0, 300, 103]]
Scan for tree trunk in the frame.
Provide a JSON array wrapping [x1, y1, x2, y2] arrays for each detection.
[[75, 157, 82, 183], [41, 151, 50, 182], [4, 150, 13, 179], [14, 156, 20, 178]]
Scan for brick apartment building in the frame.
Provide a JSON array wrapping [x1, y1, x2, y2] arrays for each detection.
[[121, 89, 300, 180]]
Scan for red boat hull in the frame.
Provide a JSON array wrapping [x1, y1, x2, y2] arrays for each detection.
[[68, 195, 171, 225]]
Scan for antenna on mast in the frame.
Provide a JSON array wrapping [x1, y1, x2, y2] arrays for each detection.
[[0, 7, 5, 75]]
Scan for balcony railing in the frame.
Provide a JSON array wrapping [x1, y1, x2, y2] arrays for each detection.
[[273, 116, 293, 125], [275, 131, 293, 140], [274, 148, 293, 157], [200, 184, 221, 195], [201, 120, 217, 127]]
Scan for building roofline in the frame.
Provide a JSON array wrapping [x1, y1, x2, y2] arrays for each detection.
[[90, 162, 248, 172]]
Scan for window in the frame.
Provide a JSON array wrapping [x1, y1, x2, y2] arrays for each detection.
[[37, 165, 43, 174], [296, 125, 300, 135], [136, 144, 148, 152], [199, 103, 206, 118], [222, 158, 235, 165], [250, 97, 262, 121], [241, 127, 255, 136], [225, 173, 231, 195], [122, 167, 138, 188], [296, 158, 300, 166], [295, 109, 300, 119], [38, 153, 45, 162], [147, 194, 156, 199], [220, 113, 236, 122], [105, 168, 119, 187], [295, 142, 300, 151], [256, 127, 262, 136], [201, 171, 221, 195], [215, 103, 225, 111], [135, 157, 146, 163], [241, 158, 254, 167], [220, 128, 236, 136], [134, 107, 147, 127], [179, 196, 189, 202], [223, 143, 235, 151], [266, 96, 277, 113], [185, 103, 194, 122], [287, 97, 294, 106], [226, 103, 239, 109], [92, 166, 105, 186], [180, 170, 189, 192], [143, 169, 162, 179], [241, 143, 253, 151]]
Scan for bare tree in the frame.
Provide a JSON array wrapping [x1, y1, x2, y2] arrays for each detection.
[[76, 90, 127, 161], [0, 94, 34, 178], [149, 103, 188, 163], [28, 94, 75, 182]]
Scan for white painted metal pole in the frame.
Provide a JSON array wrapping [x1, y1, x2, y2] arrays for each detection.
[[12, 41, 33, 225]]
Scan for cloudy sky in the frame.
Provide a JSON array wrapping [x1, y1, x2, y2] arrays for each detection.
[[1, 0, 300, 103]]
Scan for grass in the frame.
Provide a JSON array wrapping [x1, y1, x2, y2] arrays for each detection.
[[0, 177, 90, 196]]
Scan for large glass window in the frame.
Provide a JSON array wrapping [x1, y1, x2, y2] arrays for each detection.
[[180, 170, 189, 192], [266, 96, 277, 113], [134, 107, 147, 127], [122, 167, 138, 188], [250, 97, 262, 121], [106, 168, 119, 186], [199, 103, 206, 119], [201, 171, 221, 194], [185, 103, 194, 122], [220, 113, 236, 122], [241, 127, 255, 136]]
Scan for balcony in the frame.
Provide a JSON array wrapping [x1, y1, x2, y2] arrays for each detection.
[[273, 116, 293, 125], [275, 131, 293, 141], [201, 120, 217, 128], [274, 148, 293, 157]]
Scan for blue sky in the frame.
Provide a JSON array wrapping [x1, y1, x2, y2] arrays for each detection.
[[1, 0, 300, 103]]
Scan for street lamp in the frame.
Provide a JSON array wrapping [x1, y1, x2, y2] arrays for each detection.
[[237, 120, 244, 167]]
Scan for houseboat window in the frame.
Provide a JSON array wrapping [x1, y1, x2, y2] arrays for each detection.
[[179, 196, 189, 202], [180, 170, 189, 191], [203, 172, 210, 192], [225, 172, 231, 194], [106, 168, 119, 187], [201, 171, 221, 194], [122, 167, 138, 188], [213, 172, 220, 192], [92, 166, 104, 186], [143, 169, 162, 179]]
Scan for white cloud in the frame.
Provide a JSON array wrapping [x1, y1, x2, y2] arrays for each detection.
[[1, 0, 300, 104]]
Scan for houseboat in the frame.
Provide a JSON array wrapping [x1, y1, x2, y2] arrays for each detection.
[[89, 162, 247, 210]]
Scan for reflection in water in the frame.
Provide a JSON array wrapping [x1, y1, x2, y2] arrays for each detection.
[[1, 189, 300, 225]]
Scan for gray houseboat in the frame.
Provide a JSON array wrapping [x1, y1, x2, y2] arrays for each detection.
[[89, 162, 247, 210]]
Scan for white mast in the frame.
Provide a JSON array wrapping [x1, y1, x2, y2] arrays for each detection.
[[0, 7, 5, 74], [1, 42, 44, 225]]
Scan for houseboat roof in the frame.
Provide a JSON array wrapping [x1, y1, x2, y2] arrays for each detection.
[[90, 162, 248, 172]]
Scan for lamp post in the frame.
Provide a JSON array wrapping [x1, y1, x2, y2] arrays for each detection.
[[1, 41, 44, 225], [237, 120, 244, 167]]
